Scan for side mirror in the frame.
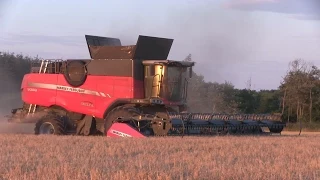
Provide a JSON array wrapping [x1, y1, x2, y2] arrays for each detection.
[[189, 67, 193, 78]]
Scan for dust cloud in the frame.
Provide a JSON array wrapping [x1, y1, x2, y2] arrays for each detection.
[[0, 67, 34, 134], [0, 94, 34, 134]]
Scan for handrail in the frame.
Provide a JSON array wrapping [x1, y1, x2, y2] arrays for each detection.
[[30, 59, 64, 74]]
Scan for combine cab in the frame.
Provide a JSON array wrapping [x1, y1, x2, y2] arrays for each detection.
[[7, 34, 286, 137]]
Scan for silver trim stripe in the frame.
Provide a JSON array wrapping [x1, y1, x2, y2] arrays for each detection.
[[27, 82, 111, 98]]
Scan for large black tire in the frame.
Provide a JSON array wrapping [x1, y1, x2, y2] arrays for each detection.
[[64, 60, 87, 87], [104, 106, 141, 135], [34, 115, 67, 135], [269, 126, 284, 134]]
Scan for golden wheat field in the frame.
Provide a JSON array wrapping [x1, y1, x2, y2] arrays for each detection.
[[0, 131, 319, 180]]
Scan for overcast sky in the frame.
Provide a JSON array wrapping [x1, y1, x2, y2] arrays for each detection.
[[1, 0, 320, 90]]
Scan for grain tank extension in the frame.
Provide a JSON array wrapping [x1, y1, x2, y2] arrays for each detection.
[[7, 34, 286, 137]]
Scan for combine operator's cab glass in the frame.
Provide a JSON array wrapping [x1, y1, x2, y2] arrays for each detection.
[[166, 66, 189, 101], [144, 64, 163, 98], [144, 63, 190, 102]]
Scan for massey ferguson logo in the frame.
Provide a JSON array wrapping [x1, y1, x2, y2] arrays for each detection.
[[57, 86, 85, 93], [110, 130, 132, 137]]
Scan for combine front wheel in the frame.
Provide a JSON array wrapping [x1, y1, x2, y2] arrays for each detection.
[[34, 115, 67, 135]]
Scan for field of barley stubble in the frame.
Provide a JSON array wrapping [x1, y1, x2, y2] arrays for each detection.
[[0, 126, 319, 180]]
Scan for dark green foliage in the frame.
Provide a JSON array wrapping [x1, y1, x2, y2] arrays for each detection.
[[183, 55, 320, 127], [234, 89, 281, 114], [279, 59, 320, 124], [0, 52, 39, 92], [0, 52, 41, 112]]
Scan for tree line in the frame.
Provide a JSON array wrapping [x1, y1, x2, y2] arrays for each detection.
[[184, 54, 320, 124], [1, 51, 320, 124]]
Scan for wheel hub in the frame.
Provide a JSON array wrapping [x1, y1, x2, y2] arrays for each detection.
[[39, 122, 55, 134], [151, 112, 172, 136]]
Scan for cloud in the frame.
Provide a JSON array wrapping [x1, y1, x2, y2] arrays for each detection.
[[224, 0, 278, 7], [1, 1, 319, 90], [291, 14, 320, 21], [0, 33, 85, 47], [0, 33, 92, 59], [224, 0, 320, 20], [0, 0, 10, 20]]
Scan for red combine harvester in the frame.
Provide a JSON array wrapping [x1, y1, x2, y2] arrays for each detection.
[[7, 35, 286, 137]]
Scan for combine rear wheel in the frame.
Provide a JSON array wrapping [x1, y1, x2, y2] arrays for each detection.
[[34, 115, 67, 135]]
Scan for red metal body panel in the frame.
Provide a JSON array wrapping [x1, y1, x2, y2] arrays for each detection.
[[22, 74, 145, 118], [22, 74, 58, 107], [55, 75, 115, 116]]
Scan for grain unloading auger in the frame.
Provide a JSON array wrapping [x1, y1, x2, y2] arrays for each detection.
[[7, 34, 287, 137]]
